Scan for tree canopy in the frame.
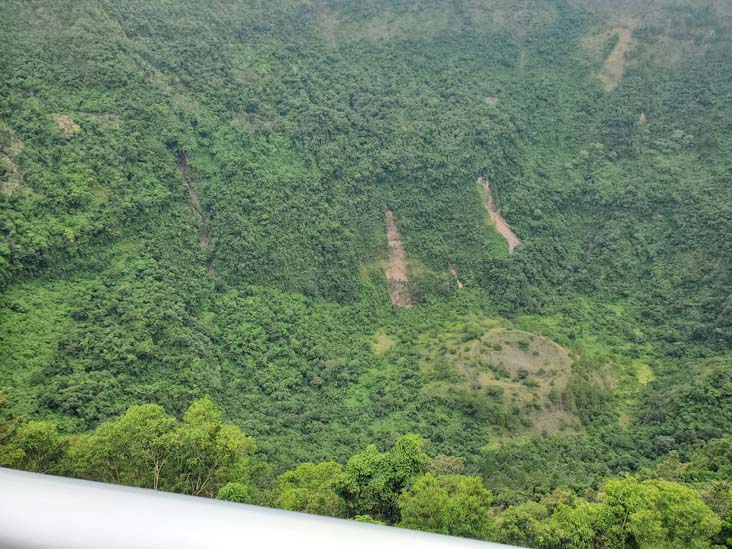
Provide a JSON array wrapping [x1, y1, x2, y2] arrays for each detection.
[[2, 0, 732, 545]]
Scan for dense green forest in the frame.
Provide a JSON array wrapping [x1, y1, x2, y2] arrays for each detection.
[[1, 0, 731, 546]]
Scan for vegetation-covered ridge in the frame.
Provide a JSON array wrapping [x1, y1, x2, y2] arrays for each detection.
[[1, 0, 732, 546], [2, 394, 731, 547]]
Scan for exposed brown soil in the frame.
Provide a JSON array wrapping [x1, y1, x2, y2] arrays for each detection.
[[177, 151, 213, 275], [8, 142, 22, 157], [384, 209, 412, 307], [585, 17, 639, 92], [582, 1, 719, 71], [639, 112, 647, 124], [600, 28, 633, 90], [479, 177, 521, 254], [53, 114, 80, 136], [484, 96, 499, 106], [0, 155, 18, 196], [1, 142, 25, 196], [449, 264, 464, 289]]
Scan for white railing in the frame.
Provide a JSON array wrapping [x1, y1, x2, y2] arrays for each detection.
[[0, 467, 521, 548]]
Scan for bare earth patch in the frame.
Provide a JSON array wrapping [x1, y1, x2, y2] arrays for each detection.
[[8, 142, 22, 157], [1, 155, 19, 196], [53, 114, 80, 136], [420, 324, 579, 434], [178, 151, 213, 275], [639, 112, 647, 124], [583, 19, 638, 91], [484, 96, 498, 106], [599, 26, 635, 91], [1, 142, 26, 196], [478, 177, 521, 254], [449, 264, 464, 289], [384, 209, 412, 307]]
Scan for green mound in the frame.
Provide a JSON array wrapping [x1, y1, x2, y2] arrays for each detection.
[[420, 323, 580, 434]]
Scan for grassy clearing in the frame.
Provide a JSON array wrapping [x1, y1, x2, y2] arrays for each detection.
[[617, 360, 656, 428], [419, 319, 579, 435], [372, 332, 396, 355]]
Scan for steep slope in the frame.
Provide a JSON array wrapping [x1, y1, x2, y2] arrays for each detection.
[[0, 2, 731, 531]]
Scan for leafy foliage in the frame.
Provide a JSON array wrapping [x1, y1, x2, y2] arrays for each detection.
[[275, 461, 346, 517], [1, 0, 732, 545], [337, 435, 428, 523], [398, 474, 494, 540]]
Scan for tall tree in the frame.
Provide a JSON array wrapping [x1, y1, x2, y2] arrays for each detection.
[[338, 435, 427, 523], [69, 404, 176, 489], [169, 398, 256, 498], [399, 474, 494, 540], [7, 421, 67, 474], [275, 461, 347, 517], [596, 477, 721, 549]]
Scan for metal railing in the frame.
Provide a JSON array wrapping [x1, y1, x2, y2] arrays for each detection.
[[0, 468, 521, 548]]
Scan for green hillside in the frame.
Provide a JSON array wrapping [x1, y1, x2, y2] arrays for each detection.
[[2, 1, 732, 546]]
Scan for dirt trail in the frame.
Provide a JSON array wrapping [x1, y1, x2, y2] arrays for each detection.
[[384, 209, 412, 307], [177, 151, 213, 275], [479, 177, 521, 254], [449, 264, 464, 289]]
